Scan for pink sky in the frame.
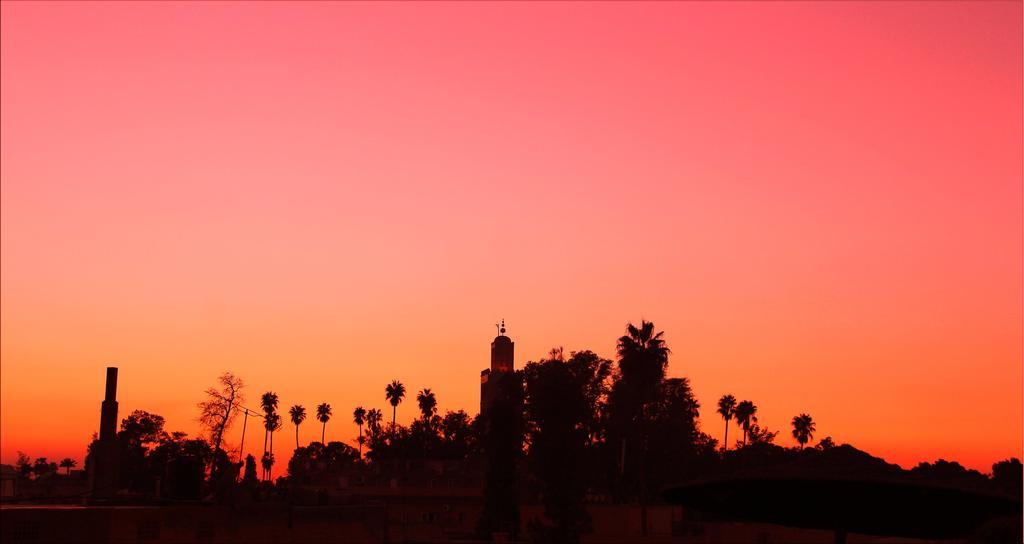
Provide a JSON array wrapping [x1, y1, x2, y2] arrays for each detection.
[[1, 1, 1021, 472]]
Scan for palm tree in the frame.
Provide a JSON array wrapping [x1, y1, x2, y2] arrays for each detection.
[[260, 451, 274, 482], [734, 400, 758, 447], [289, 405, 306, 449], [353, 406, 366, 457], [259, 391, 279, 468], [791, 413, 816, 449], [612, 321, 670, 465], [263, 412, 282, 480], [366, 408, 383, 438], [260, 391, 280, 415], [611, 321, 669, 520], [385, 380, 406, 430], [59, 458, 76, 475], [717, 394, 737, 451], [416, 388, 437, 422], [616, 320, 671, 404], [316, 403, 332, 444]]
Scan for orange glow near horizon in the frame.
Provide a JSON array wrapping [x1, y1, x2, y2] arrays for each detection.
[[1, 2, 1021, 473]]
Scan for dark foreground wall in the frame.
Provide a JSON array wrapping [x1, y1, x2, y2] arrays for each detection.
[[1, 503, 968, 544], [0, 504, 384, 544]]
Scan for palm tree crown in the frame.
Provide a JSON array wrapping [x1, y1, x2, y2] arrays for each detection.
[[791, 413, 816, 449], [366, 408, 383, 437], [260, 392, 279, 415], [385, 380, 406, 428], [734, 400, 758, 447], [289, 404, 306, 448], [264, 412, 282, 432], [416, 388, 437, 421], [316, 402, 332, 443], [353, 406, 367, 457], [386, 380, 406, 407], [316, 403, 332, 423], [616, 320, 670, 403], [59, 458, 76, 475], [259, 391, 279, 477], [290, 405, 306, 426], [717, 394, 737, 450], [717, 394, 737, 421], [263, 412, 282, 480]]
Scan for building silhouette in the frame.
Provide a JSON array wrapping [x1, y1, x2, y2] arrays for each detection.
[[480, 320, 513, 415], [88, 366, 119, 498]]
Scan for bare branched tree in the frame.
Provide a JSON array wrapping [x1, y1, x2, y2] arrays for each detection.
[[198, 372, 245, 457]]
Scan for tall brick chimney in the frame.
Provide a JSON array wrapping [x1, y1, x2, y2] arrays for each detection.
[[99, 367, 118, 440], [89, 366, 120, 498]]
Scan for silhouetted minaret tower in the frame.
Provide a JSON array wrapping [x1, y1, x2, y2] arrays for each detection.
[[491, 319, 514, 373], [480, 319, 514, 414]]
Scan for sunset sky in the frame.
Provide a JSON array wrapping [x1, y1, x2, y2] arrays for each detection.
[[1, 2, 1021, 472]]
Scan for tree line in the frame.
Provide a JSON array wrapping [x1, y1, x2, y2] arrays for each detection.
[[40, 319, 1019, 542]]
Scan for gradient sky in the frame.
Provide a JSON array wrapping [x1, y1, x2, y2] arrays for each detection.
[[1, 1, 1021, 472]]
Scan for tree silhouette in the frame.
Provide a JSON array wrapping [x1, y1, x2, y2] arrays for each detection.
[[614, 321, 670, 406], [120, 410, 168, 447], [791, 413, 816, 449], [607, 321, 670, 500], [366, 408, 383, 439], [717, 394, 737, 451], [316, 403, 332, 444], [197, 372, 244, 464], [643, 377, 710, 487], [289, 405, 306, 449], [144, 431, 213, 499], [260, 392, 279, 413], [259, 391, 279, 473], [734, 400, 757, 447], [260, 391, 279, 416], [264, 412, 282, 480], [113, 410, 170, 491], [241, 454, 258, 485], [746, 423, 778, 445], [440, 410, 474, 459], [524, 351, 595, 542], [59, 457, 76, 475], [385, 380, 406, 430], [287, 441, 360, 485], [260, 451, 274, 482], [31, 457, 57, 479], [15, 452, 32, 479], [416, 388, 437, 422], [353, 406, 366, 458], [991, 458, 1022, 497]]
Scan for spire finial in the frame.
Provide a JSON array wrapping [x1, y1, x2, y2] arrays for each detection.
[[500, 319, 506, 335]]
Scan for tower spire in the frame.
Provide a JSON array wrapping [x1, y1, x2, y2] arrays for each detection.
[[482, 320, 515, 413]]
